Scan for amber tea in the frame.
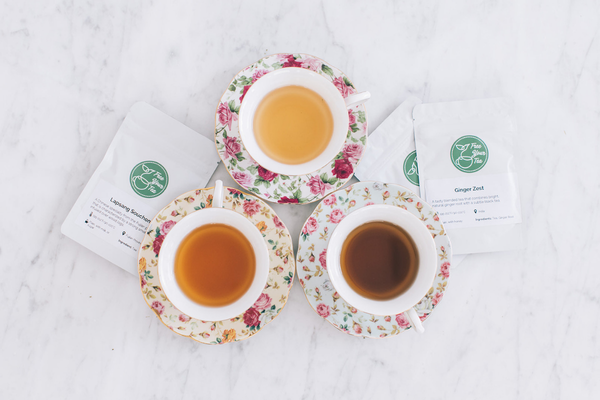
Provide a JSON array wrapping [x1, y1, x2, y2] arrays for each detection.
[[340, 221, 418, 301], [174, 223, 256, 307], [253, 85, 334, 165]]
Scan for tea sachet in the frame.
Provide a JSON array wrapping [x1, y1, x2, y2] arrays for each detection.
[[355, 96, 421, 193], [62, 102, 220, 274], [413, 97, 523, 254]]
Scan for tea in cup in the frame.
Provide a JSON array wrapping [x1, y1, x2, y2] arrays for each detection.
[[239, 67, 370, 176], [158, 180, 270, 321], [327, 205, 437, 333]]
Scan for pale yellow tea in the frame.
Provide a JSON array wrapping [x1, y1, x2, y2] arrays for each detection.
[[253, 85, 334, 165], [174, 223, 255, 307]]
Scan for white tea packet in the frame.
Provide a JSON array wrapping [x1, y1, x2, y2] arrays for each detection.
[[413, 97, 522, 255], [62, 102, 220, 274], [355, 96, 421, 192]]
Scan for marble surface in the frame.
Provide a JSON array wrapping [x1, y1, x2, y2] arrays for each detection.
[[1, 1, 599, 398]]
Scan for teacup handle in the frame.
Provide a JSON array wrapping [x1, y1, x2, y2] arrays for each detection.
[[213, 180, 224, 208], [405, 307, 425, 334], [345, 91, 371, 108]]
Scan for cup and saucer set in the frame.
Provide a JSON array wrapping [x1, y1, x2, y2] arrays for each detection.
[[137, 54, 452, 344]]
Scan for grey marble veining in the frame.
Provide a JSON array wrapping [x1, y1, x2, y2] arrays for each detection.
[[1, 0, 599, 399]]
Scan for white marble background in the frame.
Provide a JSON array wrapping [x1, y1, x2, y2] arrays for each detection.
[[1, 0, 599, 398]]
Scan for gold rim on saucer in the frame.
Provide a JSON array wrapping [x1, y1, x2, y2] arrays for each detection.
[[138, 186, 295, 344], [296, 181, 452, 338], [214, 53, 368, 205]]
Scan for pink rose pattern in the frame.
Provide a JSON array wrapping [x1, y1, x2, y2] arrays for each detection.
[[281, 54, 302, 68], [332, 158, 354, 179], [252, 69, 268, 82], [223, 136, 241, 160], [440, 262, 450, 279], [298, 182, 450, 338], [217, 102, 238, 130], [323, 195, 336, 206], [179, 314, 190, 322], [432, 292, 443, 306], [273, 215, 285, 229], [301, 217, 319, 236], [343, 143, 363, 164], [257, 166, 278, 182], [319, 249, 327, 270], [253, 293, 272, 311], [243, 199, 261, 216], [215, 54, 366, 204], [329, 209, 345, 224], [231, 171, 253, 188], [300, 57, 322, 72], [151, 301, 165, 315], [239, 85, 251, 103], [348, 108, 357, 125], [332, 76, 356, 98], [152, 234, 165, 256], [243, 307, 260, 327], [160, 220, 176, 235], [395, 313, 411, 329], [307, 176, 333, 196], [316, 303, 331, 318], [278, 196, 299, 204], [138, 186, 294, 344]]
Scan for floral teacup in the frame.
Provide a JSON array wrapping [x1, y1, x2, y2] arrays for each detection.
[[327, 204, 437, 333], [158, 180, 270, 321], [239, 67, 370, 176]]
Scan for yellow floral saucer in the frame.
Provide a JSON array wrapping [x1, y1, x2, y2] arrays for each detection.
[[138, 186, 295, 344]]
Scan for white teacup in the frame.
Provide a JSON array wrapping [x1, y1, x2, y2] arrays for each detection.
[[158, 180, 270, 321], [327, 205, 437, 333], [239, 67, 370, 176]]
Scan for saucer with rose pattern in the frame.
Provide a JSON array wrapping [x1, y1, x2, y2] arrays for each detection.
[[296, 181, 452, 338], [215, 53, 368, 204], [138, 186, 295, 344]]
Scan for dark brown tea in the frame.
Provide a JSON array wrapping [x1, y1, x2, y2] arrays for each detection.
[[340, 221, 418, 301], [174, 223, 255, 307]]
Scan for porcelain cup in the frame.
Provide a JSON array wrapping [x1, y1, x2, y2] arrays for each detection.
[[327, 205, 437, 333], [158, 180, 270, 321], [239, 67, 370, 176]]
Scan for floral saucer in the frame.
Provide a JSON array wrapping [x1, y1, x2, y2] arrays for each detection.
[[215, 53, 368, 204], [296, 181, 452, 338], [138, 186, 295, 344]]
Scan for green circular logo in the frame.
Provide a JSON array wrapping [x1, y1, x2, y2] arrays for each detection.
[[450, 135, 488, 173], [403, 150, 419, 186], [130, 161, 169, 198]]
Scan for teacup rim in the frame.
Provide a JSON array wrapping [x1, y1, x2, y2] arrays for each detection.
[[238, 67, 349, 176], [157, 207, 270, 321], [213, 53, 370, 205], [326, 204, 438, 316]]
